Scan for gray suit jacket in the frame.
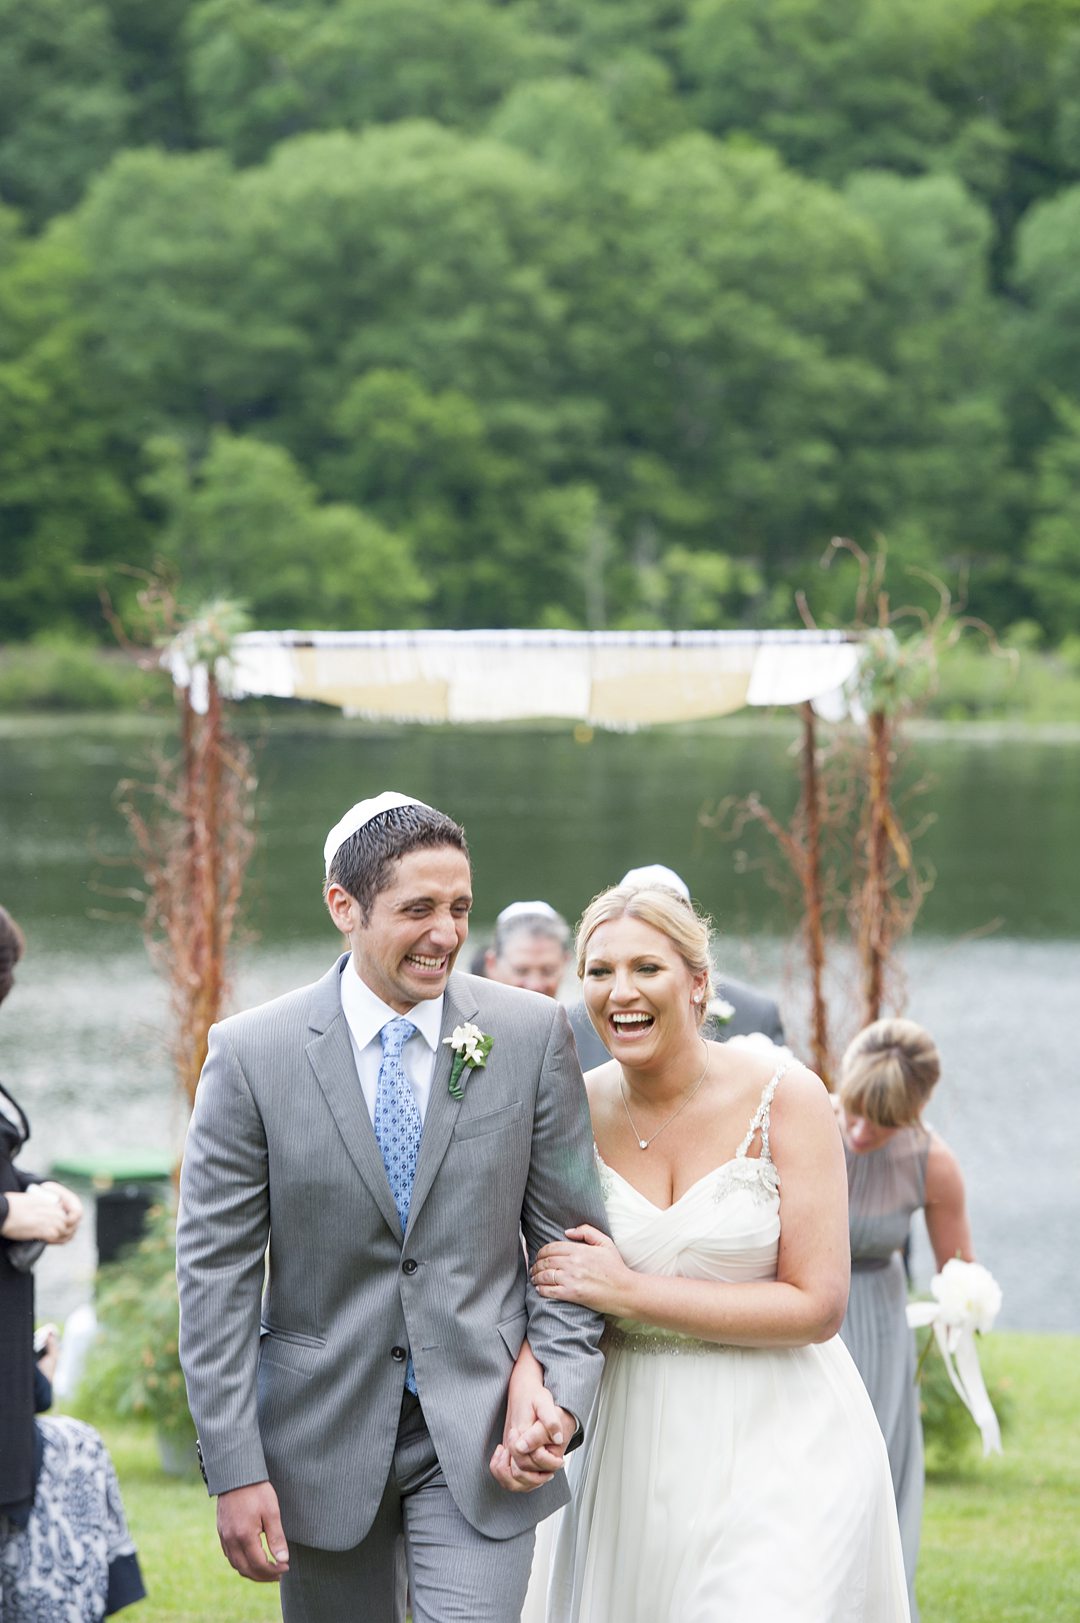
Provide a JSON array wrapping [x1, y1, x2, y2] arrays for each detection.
[[176, 959, 607, 1550], [569, 975, 786, 1072]]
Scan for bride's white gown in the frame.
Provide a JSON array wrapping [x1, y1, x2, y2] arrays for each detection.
[[525, 1069, 910, 1622]]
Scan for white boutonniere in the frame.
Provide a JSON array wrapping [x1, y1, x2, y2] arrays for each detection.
[[443, 1022, 494, 1100], [709, 996, 735, 1025]]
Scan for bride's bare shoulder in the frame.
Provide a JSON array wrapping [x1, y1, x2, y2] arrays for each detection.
[[584, 1059, 621, 1102], [715, 1040, 796, 1104], [770, 1061, 843, 1157], [584, 1061, 623, 1137]]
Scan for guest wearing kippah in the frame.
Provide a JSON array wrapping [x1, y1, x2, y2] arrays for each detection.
[[484, 903, 573, 1001]]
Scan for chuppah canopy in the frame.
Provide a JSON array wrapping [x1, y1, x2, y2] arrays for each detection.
[[165, 628, 863, 724], [159, 620, 868, 1084]]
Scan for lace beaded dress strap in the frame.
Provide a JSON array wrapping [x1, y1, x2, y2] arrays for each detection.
[[593, 1141, 615, 1200], [735, 1063, 789, 1164]]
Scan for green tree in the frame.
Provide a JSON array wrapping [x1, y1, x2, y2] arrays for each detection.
[[1023, 395, 1080, 640], [682, 0, 1080, 261], [582, 135, 887, 588], [143, 431, 428, 629], [9, 6, 1066, 643], [622, 543, 763, 629], [231, 123, 605, 484], [487, 78, 626, 178], [508, 0, 691, 72], [0, 210, 140, 638], [929, 0, 1080, 248], [1005, 178, 1080, 569], [102, 0, 200, 150], [682, 0, 956, 181], [185, 0, 556, 164], [324, 370, 606, 626], [0, 0, 131, 226], [834, 171, 1016, 610], [1010, 183, 1080, 418], [72, 148, 300, 436]]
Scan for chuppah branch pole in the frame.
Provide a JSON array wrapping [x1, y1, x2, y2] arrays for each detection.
[[859, 704, 893, 1026], [114, 592, 256, 1161], [799, 702, 831, 1086]]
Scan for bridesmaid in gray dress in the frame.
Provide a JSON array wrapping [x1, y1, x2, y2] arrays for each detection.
[[836, 1018, 975, 1623]]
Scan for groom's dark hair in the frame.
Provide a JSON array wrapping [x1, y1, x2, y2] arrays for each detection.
[[326, 804, 469, 921]]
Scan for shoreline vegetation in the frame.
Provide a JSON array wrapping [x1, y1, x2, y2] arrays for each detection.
[[2, 636, 1080, 730], [69, 1330, 1078, 1623]]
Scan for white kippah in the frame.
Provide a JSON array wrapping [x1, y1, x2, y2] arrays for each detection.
[[323, 791, 429, 877], [620, 864, 692, 902], [496, 900, 562, 925]]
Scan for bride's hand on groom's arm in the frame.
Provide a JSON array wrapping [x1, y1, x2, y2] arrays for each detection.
[[532, 1225, 633, 1316]]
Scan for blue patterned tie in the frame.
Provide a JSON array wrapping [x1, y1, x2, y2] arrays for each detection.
[[374, 1016, 422, 1393]]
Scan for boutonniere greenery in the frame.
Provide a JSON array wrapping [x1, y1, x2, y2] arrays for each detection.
[[443, 1022, 494, 1100]]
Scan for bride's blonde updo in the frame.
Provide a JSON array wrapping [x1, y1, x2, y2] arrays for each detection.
[[575, 884, 715, 1028]]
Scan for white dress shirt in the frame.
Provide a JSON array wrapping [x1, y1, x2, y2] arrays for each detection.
[[339, 955, 445, 1126]]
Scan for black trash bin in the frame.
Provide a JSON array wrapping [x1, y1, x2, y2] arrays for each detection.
[[96, 1184, 156, 1266]]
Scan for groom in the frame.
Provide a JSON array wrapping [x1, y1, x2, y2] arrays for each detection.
[[176, 793, 607, 1622]]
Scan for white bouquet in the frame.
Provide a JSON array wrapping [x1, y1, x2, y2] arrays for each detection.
[[907, 1258, 1003, 1456]]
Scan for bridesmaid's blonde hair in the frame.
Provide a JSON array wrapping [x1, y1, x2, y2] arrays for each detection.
[[839, 1018, 940, 1127], [575, 885, 714, 1028]]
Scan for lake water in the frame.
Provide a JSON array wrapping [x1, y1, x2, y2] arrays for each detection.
[[1, 713, 1076, 1332]]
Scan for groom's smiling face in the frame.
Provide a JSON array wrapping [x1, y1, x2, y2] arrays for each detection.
[[342, 844, 473, 1013]]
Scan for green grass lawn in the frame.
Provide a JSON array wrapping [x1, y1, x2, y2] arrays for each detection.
[[89, 1331, 1078, 1622], [917, 1333, 1080, 1622]]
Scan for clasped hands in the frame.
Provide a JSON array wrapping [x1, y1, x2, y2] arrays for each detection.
[[0, 1181, 82, 1244], [488, 1227, 634, 1497], [489, 1385, 578, 1495]]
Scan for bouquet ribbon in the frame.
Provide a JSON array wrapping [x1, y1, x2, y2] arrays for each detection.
[[907, 1302, 1003, 1456]]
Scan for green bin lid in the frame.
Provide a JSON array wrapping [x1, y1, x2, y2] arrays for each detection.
[[49, 1150, 175, 1185]]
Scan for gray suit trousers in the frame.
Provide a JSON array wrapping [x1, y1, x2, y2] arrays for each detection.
[[281, 1392, 535, 1623]]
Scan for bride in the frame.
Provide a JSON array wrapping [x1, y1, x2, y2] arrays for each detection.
[[511, 882, 910, 1622]]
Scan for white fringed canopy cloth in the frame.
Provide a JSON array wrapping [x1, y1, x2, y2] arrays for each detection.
[[165, 629, 863, 725]]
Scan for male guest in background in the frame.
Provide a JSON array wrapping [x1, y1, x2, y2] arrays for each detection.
[[176, 793, 606, 1623], [483, 900, 573, 1000], [568, 863, 787, 1071]]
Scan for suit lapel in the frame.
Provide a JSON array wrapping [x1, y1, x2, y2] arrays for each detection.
[[305, 957, 402, 1241], [405, 974, 478, 1240]]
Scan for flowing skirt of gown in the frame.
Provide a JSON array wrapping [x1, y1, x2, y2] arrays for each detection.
[[841, 1256, 923, 1623], [525, 1083, 909, 1623]]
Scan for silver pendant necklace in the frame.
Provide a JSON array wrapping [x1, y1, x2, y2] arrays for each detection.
[[620, 1041, 711, 1150]]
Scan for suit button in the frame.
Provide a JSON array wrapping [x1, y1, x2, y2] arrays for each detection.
[[391, 1346, 407, 1362], [402, 1259, 418, 1275]]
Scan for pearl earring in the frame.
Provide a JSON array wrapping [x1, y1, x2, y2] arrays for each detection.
[[692, 993, 702, 1004]]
